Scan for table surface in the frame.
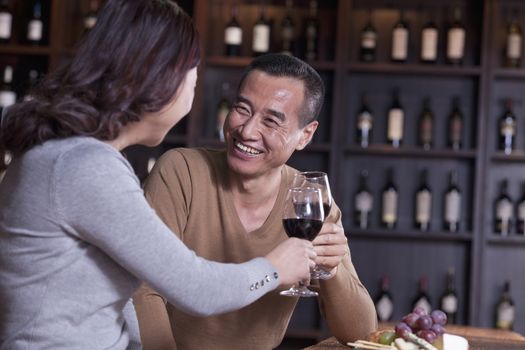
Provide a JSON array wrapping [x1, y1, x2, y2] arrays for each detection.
[[304, 325, 525, 350]]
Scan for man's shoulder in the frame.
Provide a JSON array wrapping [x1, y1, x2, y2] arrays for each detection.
[[155, 148, 226, 181]]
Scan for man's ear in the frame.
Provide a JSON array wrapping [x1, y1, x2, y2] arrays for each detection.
[[296, 120, 319, 151]]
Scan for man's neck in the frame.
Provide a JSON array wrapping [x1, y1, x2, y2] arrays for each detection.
[[229, 167, 283, 233]]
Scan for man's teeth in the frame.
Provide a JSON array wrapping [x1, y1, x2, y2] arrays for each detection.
[[235, 142, 261, 155]]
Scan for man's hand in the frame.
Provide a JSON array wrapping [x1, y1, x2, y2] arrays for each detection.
[[312, 222, 348, 278]]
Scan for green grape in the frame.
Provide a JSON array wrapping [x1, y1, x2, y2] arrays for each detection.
[[378, 331, 396, 345]]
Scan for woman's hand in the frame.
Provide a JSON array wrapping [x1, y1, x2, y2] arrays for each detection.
[[265, 238, 316, 286]]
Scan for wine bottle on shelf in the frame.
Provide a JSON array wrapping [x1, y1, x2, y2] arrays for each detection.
[[359, 9, 377, 62], [354, 169, 373, 230], [446, 6, 465, 65], [440, 267, 458, 324], [418, 97, 434, 150], [280, 0, 295, 56], [0, 65, 16, 112], [83, 0, 99, 32], [356, 93, 373, 148], [499, 98, 516, 155], [215, 82, 231, 142], [27, 0, 44, 45], [381, 168, 398, 230], [304, 0, 319, 61], [505, 9, 522, 68], [387, 88, 404, 148], [0, 0, 12, 44], [391, 10, 409, 63], [420, 12, 439, 63], [517, 182, 525, 235], [495, 281, 515, 330], [415, 169, 432, 232], [447, 96, 463, 150], [412, 276, 432, 315], [224, 4, 242, 56], [252, 5, 270, 56], [494, 179, 513, 236], [23, 69, 40, 101], [444, 170, 461, 233], [375, 276, 394, 322]]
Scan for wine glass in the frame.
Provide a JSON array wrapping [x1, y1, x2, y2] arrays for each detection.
[[292, 171, 333, 280], [280, 187, 325, 297]]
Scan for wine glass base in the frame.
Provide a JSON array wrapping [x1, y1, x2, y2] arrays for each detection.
[[280, 288, 318, 297]]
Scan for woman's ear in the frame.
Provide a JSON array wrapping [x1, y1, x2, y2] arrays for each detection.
[[296, 120, 319, 151]]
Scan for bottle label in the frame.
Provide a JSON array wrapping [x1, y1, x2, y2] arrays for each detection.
[[497, 302, 515, 329], [225, 26, 242, 45], [392, 28, 408, 60], [445, 190, 461, 224], [0, 90, 16, 108], [500, 118, 516, 137], [519, 202, 525, 221], [376, 295, 394, 322], [388, 108, 404, 141], [496, 198, 513, 223], [507, 33, 522, 60], [447, 28, 465, 60], [361, 31, 377, 49], [420, 118, 433, 145], [421, 28, 438, 61], [0, 12, 12, 39], [28, 20, 43, 41], [450, 118, 462, 144], [441, 294, 458, 313], [358, 111, 373, 132], [382, 189, 398, 224], [282, 26, 294, 41], [253, 24, 270, 53], [356, 191, 373, 213], [414, 298, 432, 315], [416, 190, 432, 224], [84, 16, 97, 30]]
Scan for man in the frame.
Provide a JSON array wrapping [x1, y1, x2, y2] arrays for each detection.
[[134, 54, 377, 349]]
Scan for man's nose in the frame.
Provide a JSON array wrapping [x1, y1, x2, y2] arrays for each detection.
[[238, 115, 260, 139]]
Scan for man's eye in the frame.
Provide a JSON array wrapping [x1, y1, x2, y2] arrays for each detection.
[[234, 105, 250, 115]]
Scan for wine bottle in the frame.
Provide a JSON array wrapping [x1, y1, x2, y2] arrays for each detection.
[[304, 0, 319, 61], [224, 4, 242, 57], [216, 82, 230, 142], [495, 281, 515, 330], [418, 97, 434, 150], [412, 276, 432, 315], [499, 98, 516, 155], [375, 276, 394, 322], [0, 0, 12, 43], [446, 6, 465, 65], [494, 179, 513, 236], [356, 93, 373, 148], [360, 9, 377, 62], [354, 170, 373, 230], [517, 182, 525, 235], [23, 69, 39, 101], [0, 65, 16, 111], [448, 96, 463, 150], [440, 267, 458, 324], [280, 0, 295, 56], [391, 10, 409, 62], [421, 13, 439, 63], [27, 0, 44, 45], [252, 6, 270, 56], [505, 9, 522, 68], [83, 0, 99, 32], [381, 168, 398, 230], [415, 169, 432, 232], [387, 88, 404, 148], [444, 171, 461, 233]]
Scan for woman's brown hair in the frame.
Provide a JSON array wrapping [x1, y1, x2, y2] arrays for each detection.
[[0, 0, 200, 155]]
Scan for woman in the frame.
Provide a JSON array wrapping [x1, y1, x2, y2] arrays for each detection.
[[0, 1, 315, 349]]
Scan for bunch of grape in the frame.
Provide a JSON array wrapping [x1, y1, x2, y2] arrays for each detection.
[[395, 307, 447, 344]]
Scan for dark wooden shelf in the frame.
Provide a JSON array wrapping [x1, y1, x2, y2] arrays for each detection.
[[348, 62, 482, 77], [207, 55, 336, 70], [349, 228, 473, 242], [493, 68, 525, 80], [0, 44, 52, 56], [345, 145, 477, 159], [487, 235, 525, 246], [491, 151, 525, 163]]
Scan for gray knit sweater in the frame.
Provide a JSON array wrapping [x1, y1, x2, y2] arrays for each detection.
[[0, 137, 280, 349]]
